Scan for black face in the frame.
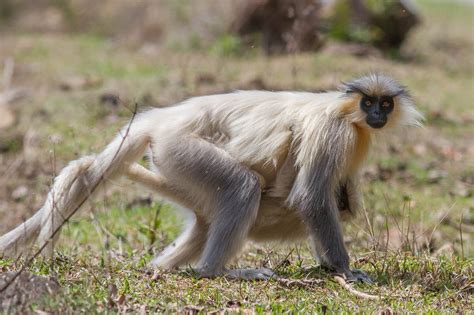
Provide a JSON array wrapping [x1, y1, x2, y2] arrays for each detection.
[[360, 95, 394, 129]]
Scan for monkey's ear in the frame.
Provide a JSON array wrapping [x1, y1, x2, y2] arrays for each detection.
[[340, 82, 363, 96], [393, 86, 409, 98]]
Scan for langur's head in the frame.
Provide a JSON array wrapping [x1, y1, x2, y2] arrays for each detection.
[[340, 74, 424, 130]]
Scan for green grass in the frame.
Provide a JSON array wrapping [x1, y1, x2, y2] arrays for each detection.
[[0, 0, 473, 313], [1, 211, 472, 313]]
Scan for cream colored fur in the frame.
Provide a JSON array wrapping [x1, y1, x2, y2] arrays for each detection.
[[0, 85, 423, 266]]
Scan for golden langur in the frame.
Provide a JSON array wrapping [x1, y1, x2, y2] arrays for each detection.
[[0, 74, 423, 281]]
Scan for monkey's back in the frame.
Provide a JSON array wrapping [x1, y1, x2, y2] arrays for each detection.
[[165, 91, 344, 165]]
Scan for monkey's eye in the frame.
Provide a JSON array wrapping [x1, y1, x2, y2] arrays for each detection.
[[364, 100, 372, 107], [382, 101, 391, 107]]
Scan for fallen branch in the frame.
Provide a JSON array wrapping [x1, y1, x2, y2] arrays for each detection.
[[333, 276, 380, 300], [277, 277, 324, 289]]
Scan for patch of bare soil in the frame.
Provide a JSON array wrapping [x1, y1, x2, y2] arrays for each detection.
[[0, 271, 60, 312]]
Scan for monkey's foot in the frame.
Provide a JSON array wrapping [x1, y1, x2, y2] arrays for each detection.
[[225, 268, 278, 281], [188, 267, 277, 280], [345, 269, 372, 284]]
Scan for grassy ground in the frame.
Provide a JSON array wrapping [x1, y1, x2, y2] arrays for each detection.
[[0, 0, 473, 313]]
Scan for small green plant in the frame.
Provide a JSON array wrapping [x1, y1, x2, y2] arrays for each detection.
[[210, 34, 242, 57]]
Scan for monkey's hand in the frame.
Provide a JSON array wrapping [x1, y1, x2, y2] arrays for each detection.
[[343, 269, 373, 284], [320, 264, 372, 283]]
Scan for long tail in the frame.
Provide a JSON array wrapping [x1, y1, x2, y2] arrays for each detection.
[[0, 114, 152, 258]]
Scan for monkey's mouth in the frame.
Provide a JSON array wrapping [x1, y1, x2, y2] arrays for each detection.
[[366, 119, 387, 129]]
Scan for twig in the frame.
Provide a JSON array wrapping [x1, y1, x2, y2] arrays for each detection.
[[361, 206, 375, 241], [273, 248, 294, 273], [0, 104, 139, 294], [277, 277, 323, 288], [333, 276, 380, 300], [427, 202, 455, 246], [459, 212, 464, 260], [259, 248, 295, 293]]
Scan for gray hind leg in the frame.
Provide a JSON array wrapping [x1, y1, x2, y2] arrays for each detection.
[[149, 216, 208, 269], [156, 136, 263, 278]]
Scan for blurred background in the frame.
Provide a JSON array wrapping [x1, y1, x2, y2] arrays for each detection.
[[0, 0, 472, 312]]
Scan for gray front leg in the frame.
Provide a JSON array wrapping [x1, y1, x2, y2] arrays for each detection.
[[286, 167, 358, 276], [306, 196, 351, 275]]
